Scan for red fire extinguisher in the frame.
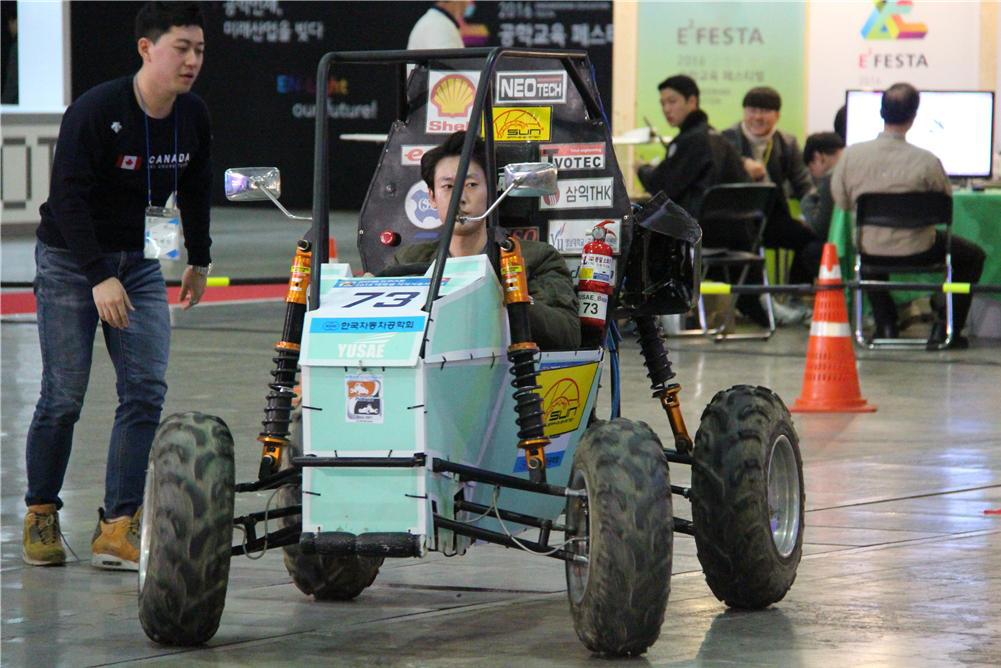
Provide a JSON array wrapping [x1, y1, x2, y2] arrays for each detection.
[[577, 220, 616, 331]]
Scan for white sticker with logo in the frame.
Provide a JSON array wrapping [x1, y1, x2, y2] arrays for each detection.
[[495, 70, 567, 104], [540, 143, 605, 171], [346, 373, 383, 424], [401, 145, 435, 166], [404, 180, 442, 229], [548, 219, 621, 255], [426, 70, 481, 134], [540, 178, 614, 210]]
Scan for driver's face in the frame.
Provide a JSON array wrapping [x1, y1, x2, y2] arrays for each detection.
[[429, 155, 488, 235]]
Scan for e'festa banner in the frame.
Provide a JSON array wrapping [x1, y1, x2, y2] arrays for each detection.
[[806, 1, 983, 134], [634, 2, 805, 166]]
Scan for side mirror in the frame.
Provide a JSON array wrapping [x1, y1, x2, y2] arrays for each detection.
[[503, 162, 558, 197], [224, 167, 281, 201], [223, 166, 310, 222]]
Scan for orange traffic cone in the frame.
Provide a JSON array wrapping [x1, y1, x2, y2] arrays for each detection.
[[792, 243, 875, 413], [329, 237, 339, 262]]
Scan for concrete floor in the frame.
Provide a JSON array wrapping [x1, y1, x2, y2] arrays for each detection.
[[2, 212, 1000, 667]]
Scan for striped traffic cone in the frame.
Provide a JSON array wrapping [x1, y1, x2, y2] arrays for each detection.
[[792, 243, 875, 413]]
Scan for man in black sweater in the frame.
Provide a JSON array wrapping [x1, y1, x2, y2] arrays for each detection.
[[637, 74, 747, 218], [23, 2, 212, 570]]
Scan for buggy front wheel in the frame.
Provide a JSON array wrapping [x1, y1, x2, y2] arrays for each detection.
[[691, 385, 804, 609], [138, 412, 235, 645], [565, 418, 673, 656]]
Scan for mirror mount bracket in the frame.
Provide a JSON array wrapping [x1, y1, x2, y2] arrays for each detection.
[[457, 175, 526, 225], [255, 180, 312, 222]]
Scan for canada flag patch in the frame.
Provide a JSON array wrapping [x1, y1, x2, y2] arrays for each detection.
[[117, 155, 140, 170]]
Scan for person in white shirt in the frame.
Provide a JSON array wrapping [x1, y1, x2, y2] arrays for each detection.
[[407, 2, 471, 50]]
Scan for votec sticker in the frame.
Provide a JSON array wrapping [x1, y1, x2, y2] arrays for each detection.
[[346, 374, 383, 424], [539, 143, 606, 171], [404, 180, 441, 229]]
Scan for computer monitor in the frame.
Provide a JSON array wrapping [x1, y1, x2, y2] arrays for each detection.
[[844, 89, 995, 179]]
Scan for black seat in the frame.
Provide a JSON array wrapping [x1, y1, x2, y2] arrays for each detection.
[[689, 183, 779, 341], [852, 192, 953, 349]]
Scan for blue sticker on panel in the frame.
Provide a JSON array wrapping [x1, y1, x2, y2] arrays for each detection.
[[310, 317, 427, 333]]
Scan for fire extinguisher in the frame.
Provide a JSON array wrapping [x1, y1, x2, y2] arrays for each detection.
[[577, 220, 616, 332]]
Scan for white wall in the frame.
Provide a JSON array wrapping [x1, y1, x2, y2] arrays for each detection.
[[0, 0, 69, 113], [1, 1, 67, 224], [806, 1, 984, 135]]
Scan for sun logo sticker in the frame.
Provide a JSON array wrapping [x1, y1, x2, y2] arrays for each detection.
[[540, 377, 584, 437], [431, 74, 476, 117], [492, 107, 552, 142]]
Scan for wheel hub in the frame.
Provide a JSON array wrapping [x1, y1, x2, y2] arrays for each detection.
[[766, 434, 801, 558], [138, 461, 155, 592], [565, 469, 591, 605]]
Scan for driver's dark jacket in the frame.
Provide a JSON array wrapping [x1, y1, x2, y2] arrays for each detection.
[[393, 239, 581, 351]]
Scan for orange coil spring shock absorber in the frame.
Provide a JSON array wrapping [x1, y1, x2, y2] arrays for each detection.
[[499, 236, 550, 482], [258, 239, 312, 479], [633, 314, 692, 454]]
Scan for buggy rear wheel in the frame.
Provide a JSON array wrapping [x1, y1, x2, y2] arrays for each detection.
[[277, 409, 382, 600], [565, 418, 673, 656], [691, 385, 804, 609], [138, 412, 235, 645]]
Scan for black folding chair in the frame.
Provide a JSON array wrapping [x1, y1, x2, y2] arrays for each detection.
[[852, 192, 953, 349], [690, 183, 779, 341]]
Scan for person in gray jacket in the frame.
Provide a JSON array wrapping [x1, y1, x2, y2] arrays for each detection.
[[722, 86, 822, 291]]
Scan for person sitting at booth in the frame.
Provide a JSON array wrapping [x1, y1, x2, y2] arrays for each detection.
[[722, 87, 823, 319], [831, 82, 985, 348], [801, 131, 845, 241], [392, 131, 581, 351], [723, 87, 813, 199], [637, 74, 747, 218]]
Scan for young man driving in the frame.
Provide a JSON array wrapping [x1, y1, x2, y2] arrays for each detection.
[[392, 131, 580, 350]]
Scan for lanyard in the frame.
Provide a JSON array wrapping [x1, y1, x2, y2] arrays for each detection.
[[762, 136, 775, 168], [134, 76, 179, 208]]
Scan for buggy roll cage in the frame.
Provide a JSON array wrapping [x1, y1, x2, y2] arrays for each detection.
[[308, 47, 604, 312]]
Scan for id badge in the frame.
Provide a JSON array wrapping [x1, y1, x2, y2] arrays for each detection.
[[144, 206, 181, 261]]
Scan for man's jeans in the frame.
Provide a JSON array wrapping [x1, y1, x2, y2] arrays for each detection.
[[25, 242, 170, 518]]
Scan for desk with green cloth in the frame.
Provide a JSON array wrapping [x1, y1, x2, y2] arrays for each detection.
[[827, 190, 1001, 306]]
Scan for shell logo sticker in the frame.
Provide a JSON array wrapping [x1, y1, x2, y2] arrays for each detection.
[[431, 74, 476, 117], [492, 106, 551, 142], [426, 70, 481, 134], [537, 362, 598, 436]]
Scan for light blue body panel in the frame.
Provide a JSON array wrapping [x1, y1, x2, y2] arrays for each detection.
[[300, 256, 602, 556]]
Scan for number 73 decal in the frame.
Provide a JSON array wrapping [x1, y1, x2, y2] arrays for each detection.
[[342, 291, 421, 308]]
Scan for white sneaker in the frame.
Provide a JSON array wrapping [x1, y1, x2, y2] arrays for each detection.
[[762, 296, 807, 326]]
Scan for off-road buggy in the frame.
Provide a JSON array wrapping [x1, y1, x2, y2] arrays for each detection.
[[137, 48, 804, 657]]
